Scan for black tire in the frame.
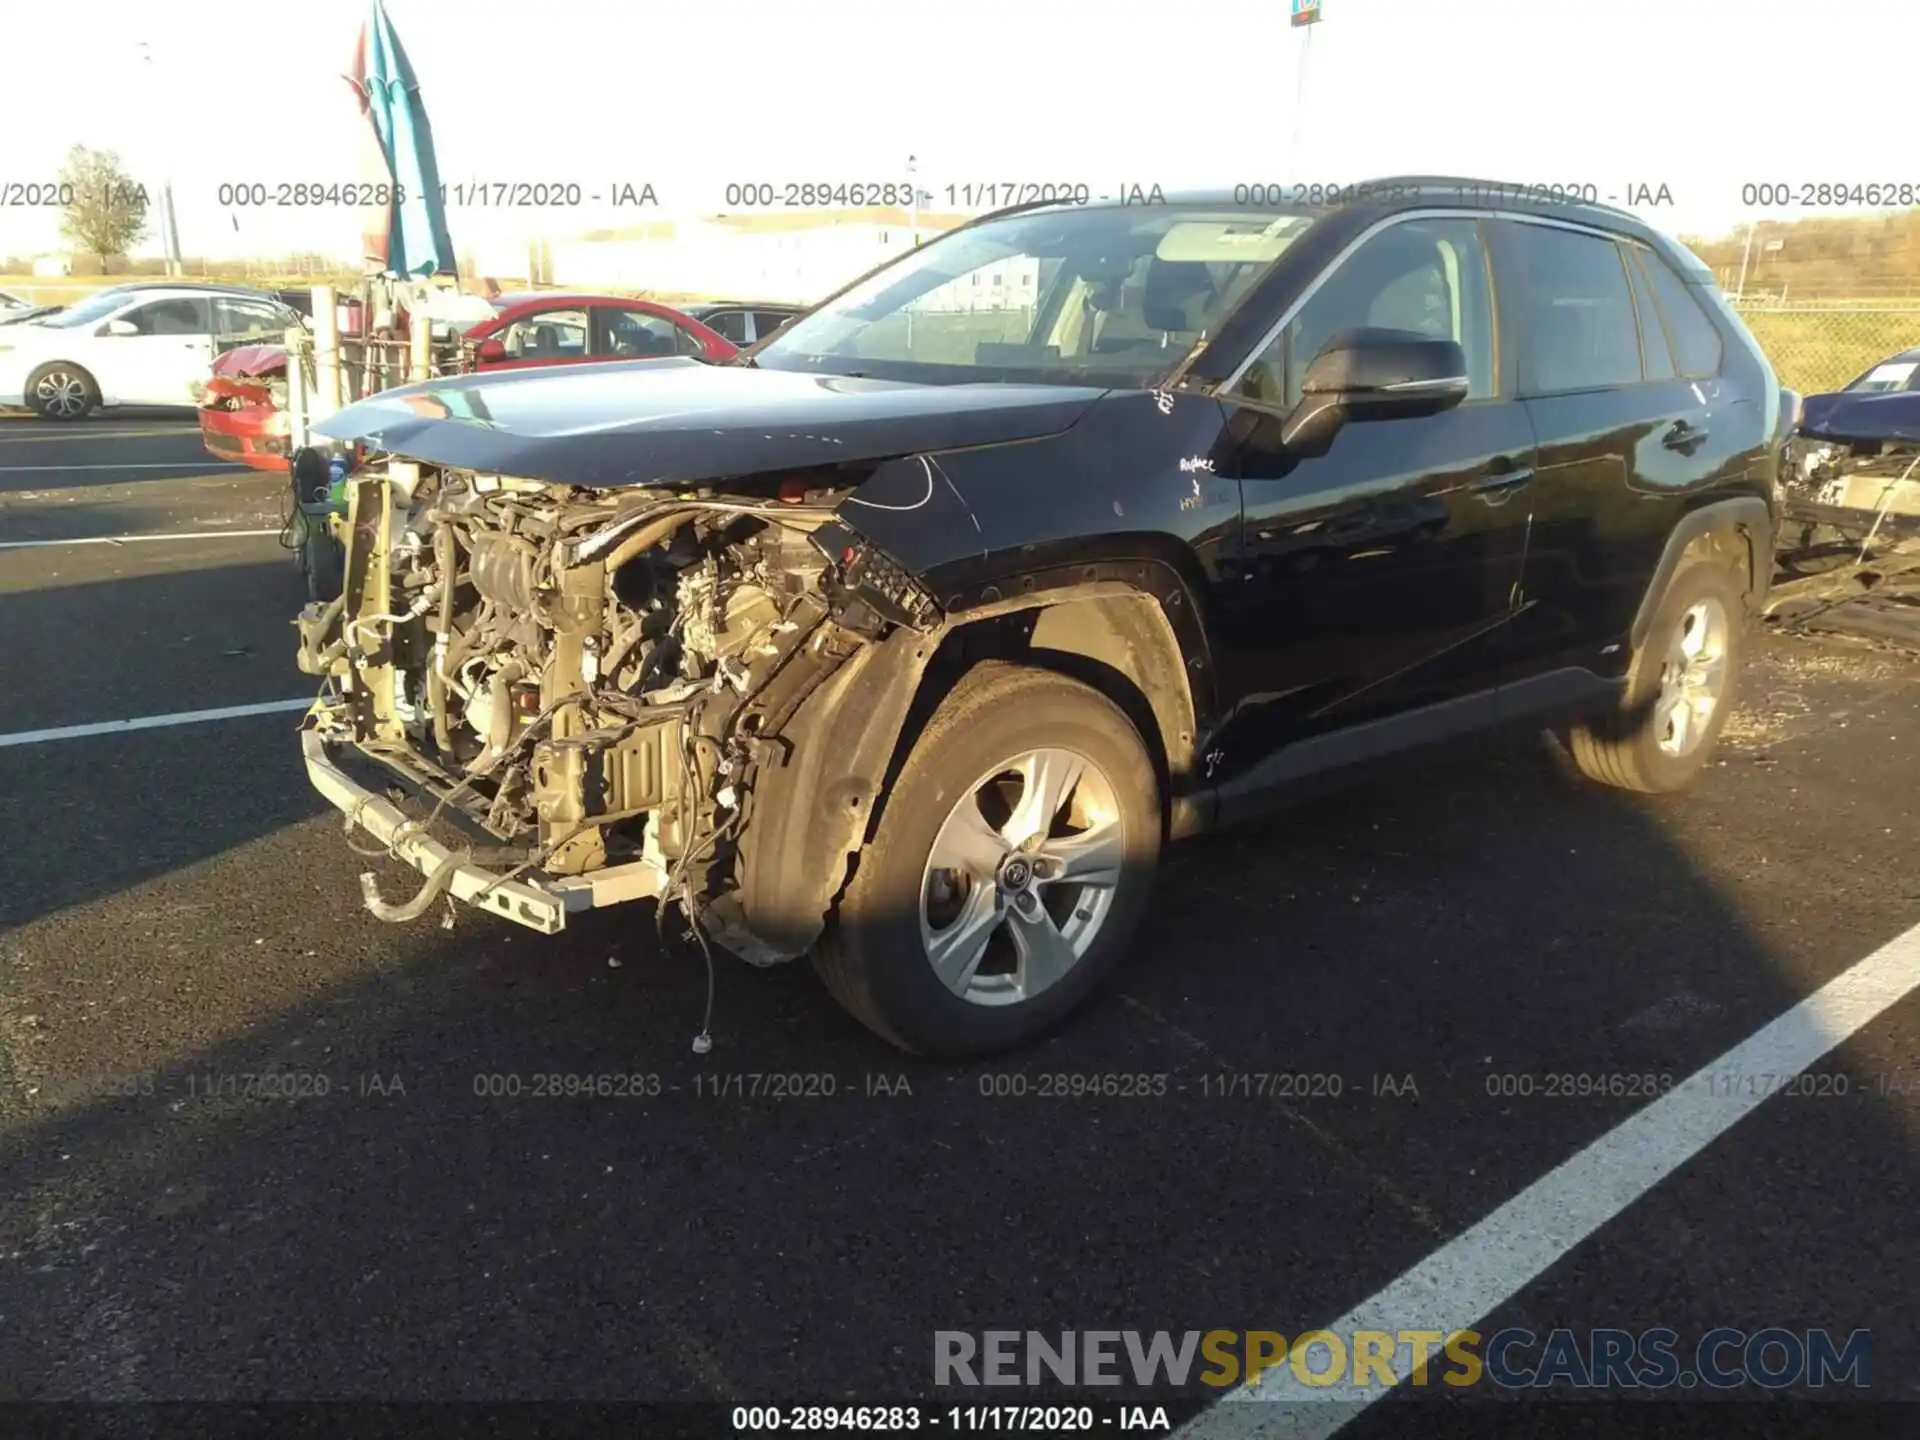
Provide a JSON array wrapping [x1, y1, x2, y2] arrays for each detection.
[[25, 362, 98, 421], [298, 510, 343, 603], [1568, 559, 1748, 793], [812, 662, 1162, 1057]]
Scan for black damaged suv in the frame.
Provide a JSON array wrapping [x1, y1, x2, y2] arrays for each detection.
[[296, 178, 1786, 1055]]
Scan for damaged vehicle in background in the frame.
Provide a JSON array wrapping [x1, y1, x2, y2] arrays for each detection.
[[200, 292, 737, 469], [1769, 347, 1920, 647], [295, 180, 1783, 1056]]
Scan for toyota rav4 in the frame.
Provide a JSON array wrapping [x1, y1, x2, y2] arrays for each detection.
[[293, 179, 1786, 1056]]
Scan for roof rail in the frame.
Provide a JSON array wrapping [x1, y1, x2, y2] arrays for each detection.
[[1359, 175, 1644, 223]]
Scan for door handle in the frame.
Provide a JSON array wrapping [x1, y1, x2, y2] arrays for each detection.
[[1663, 420, 1709, 453], [1470, 463, 1533, 495]]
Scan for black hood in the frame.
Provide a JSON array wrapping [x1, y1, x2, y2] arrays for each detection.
[[313, 357, 1110, 487]]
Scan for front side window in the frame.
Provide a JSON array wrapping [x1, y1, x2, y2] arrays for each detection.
[[1234, 218, 1496, 409], [1510, 224, 1643, 394], [757, 203, 1316, 385], [119, 297, 208, 336], [498, 307, 588, 359]]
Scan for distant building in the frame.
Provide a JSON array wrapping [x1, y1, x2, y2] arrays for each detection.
[[547, 208, 974, 303]]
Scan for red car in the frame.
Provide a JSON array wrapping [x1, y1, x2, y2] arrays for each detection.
[[199, 293, 738, 471]]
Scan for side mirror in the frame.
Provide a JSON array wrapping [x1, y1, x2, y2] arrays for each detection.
[[475, 337, 508, 365], [104, 318, 139, 337], [1280, 329, 1470, 456]]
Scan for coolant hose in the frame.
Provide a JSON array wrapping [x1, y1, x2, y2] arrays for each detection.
[[359, 853, 461, 923]]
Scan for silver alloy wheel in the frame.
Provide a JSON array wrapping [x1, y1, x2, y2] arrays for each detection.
[[33, 370, 88, 419], [1654, 596, 1730, 757], [919, 746, 1125, 1007]]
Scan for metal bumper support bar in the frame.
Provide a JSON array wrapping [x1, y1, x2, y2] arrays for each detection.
[[301, 729, 666, 934]]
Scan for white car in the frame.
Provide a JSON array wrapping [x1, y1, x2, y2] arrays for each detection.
[[0, 285, 302, 420]]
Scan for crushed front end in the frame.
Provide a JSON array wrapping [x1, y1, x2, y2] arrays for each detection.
[[294, 457, 939, 942]]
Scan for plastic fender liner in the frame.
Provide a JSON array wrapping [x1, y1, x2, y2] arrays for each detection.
[[1630, 495, 1774, 647], [730, 623, 936, 959]]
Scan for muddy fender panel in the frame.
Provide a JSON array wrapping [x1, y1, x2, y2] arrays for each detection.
[[731, 625, 935, 958]]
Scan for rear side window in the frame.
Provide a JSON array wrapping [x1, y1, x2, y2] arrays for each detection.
[[1510, 224, 1643, 394], [1638, 252, 1724, 378], [752, 310, 795, 341], [704, 310, 750, 344]]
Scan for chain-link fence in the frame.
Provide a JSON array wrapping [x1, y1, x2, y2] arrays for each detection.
[[1732, 301, 1920, 395]]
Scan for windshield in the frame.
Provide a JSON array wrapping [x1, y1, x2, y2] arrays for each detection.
[[38, 291, 134, 330], [1848, 357, 1920, 394], [755, 203, 1315, 386]]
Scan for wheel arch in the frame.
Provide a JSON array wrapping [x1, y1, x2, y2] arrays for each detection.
[[1629, 494, 1774, 650], [727, 567, 1215, 960]]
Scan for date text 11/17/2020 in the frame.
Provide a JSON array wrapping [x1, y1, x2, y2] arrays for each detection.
[[210, 181, 659, 209]]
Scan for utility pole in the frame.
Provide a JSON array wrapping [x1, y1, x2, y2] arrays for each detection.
[[1289, 0, 1320, 176], [1735, 221, 1756, 301], [907, 154, 919, 248], [136, 42, 183, 276]]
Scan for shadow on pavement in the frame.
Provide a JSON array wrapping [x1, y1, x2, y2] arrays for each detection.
[[4, 716, 1913, 1410]]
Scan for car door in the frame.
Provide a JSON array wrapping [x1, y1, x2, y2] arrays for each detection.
[[1210, 214, 1536, 777], [97, 296, 213, 405], [1496, 219, 1730, 678]]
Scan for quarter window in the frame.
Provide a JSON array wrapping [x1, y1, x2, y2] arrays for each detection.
[[1510, 224, 1643, 394], [1638, 250, 1725, 378], [703, 310, 751, 344], [1235, 218, 1496, 409]]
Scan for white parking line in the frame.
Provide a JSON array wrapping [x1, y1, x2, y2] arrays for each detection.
[[0, 426, 201, 443], [0, 529, 282, 550], [0, 697, 313, 749], [0, 462, 247, 472], [1178, 915, 1920, 1440]]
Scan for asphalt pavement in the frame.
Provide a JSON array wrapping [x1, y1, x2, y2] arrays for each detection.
[[1, 413, 1917, 1437]]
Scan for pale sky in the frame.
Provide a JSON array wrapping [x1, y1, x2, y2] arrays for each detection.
[[1, 0, 1912, 263]]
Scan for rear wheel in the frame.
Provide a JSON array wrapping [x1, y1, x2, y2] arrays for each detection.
[[813, 662, 1162, 1057], [1569, 559, 1747, 793], [26, 363, 98, 421]]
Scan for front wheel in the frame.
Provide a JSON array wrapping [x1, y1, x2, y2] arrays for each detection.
[[813, 662, 1162, 1057], [26, 363, 98, 421]]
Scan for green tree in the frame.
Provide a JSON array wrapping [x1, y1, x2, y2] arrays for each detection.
[[58, 146, 150, 267]]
